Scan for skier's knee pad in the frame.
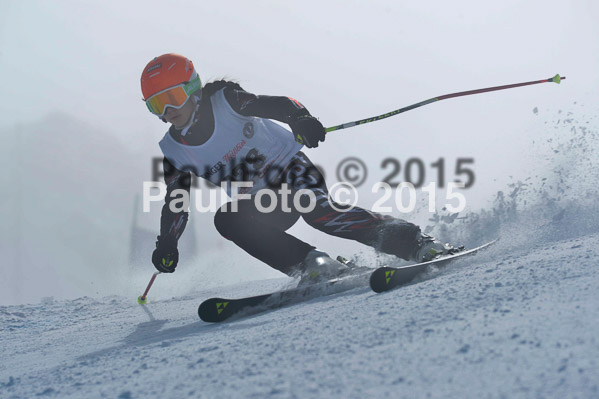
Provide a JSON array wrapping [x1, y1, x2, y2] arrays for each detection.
[[213, 208, 237, 239], [213, 202, 256, 239]]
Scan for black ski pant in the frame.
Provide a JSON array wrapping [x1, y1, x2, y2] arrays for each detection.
[[214, 152, 420, 275]]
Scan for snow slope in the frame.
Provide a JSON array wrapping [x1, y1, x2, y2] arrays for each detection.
[[2, 105, 599, 398], [2, 232, 598, 398]]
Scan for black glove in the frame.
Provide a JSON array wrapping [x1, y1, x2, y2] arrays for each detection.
[[152, 235, 179, 273], [289, 115, 326, 148]]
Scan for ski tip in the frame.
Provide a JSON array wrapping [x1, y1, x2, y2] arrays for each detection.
[[551, 74, 565, 84], [369, 267, 394, 294], [198, 298, 232, 323]]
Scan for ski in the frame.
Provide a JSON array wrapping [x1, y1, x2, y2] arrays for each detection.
[[369, 239, 497, 293], [198, 267, 371, 323]]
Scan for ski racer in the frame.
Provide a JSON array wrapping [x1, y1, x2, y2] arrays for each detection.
[[140, 53, 454, 282]]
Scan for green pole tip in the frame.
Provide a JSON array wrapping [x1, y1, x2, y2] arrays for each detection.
[[551, 74, 564, 84], [137, 296, 147, 305]]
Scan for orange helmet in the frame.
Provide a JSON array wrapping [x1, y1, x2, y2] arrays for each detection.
[[140, 53, 200, 100]]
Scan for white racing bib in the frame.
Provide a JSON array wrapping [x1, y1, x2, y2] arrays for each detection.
[[159, 88, 303, 197]]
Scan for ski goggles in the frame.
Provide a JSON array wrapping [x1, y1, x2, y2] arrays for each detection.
[[145, 75, 202, 117]]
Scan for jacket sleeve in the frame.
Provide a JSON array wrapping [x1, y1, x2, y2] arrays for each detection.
[[159, 157, 191, 240], [223, 86, 311, 124]]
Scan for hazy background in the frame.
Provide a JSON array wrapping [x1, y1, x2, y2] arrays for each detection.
[[1, 0, 597, 305]]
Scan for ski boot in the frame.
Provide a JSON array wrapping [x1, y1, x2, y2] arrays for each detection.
[[296, 249, 351, 285], [411, 233, 456, 263]]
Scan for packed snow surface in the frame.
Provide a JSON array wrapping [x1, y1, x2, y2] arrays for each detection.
[[2, 233, 598, 398], [3, 97, 599, 398]]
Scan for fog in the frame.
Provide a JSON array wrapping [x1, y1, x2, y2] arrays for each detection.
[[1, 0, 597, 305]]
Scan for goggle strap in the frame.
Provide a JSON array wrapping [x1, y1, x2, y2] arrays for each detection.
[[184, 75, 202, 95]]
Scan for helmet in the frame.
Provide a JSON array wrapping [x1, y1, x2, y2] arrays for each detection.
[[140, 53, 200, 100]]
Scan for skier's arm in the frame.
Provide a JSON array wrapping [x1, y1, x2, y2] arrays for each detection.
[[223, 87, 310, 123], [224, 87, 326, 148], [152, 157, 191, 273], [160, 157, 191, 239]]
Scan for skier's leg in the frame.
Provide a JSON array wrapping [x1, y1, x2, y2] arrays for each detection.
[[308, 207, 420, 260], [283, 152, 421, 260], [213, 197, 314, 274]]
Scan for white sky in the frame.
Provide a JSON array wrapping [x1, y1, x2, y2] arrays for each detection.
[[2, 0, 594, 204], [1, 0, 597, 134]]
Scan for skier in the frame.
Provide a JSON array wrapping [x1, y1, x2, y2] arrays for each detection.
[[141, 53, 453, 282]]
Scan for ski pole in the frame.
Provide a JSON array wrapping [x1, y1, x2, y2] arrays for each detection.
[[325, 74, 566, 133], [137, 272, 161, 304]]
